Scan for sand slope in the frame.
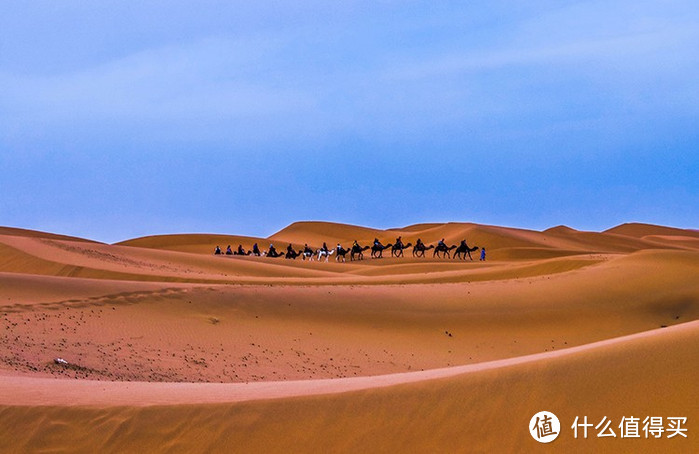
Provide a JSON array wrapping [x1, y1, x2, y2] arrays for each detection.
[[1, 322, 695, 452], [0, 221, 697, 452]]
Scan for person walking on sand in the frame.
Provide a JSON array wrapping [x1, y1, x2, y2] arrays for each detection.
[[480, 247, 486, 261]]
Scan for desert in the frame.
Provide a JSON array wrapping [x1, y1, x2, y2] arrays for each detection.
[[0, 221, 697, 452], [4, 2, 698, 452]]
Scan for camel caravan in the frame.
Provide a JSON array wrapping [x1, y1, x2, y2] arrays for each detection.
[[215, 236, 484, 262]]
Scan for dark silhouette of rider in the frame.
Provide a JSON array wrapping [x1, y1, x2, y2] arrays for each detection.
[[416, 238, 424, 248], [226, 245, 233, 255], [214, 245, 222, 255], [321, 242, 329, 253], [252, 243, 260, 256], [237, 245, 245, 255], [287, 243, 294, 253], [438, 238, 447, 249], [395, 236, 403, 249]]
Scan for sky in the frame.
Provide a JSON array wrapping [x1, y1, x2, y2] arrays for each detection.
[[1, 1, 698, 243]]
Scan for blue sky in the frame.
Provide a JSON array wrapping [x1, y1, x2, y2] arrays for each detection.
[[1, 1, 697, 243]]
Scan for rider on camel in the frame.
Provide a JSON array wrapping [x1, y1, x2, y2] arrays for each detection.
[[438, 238, 447, 249], [237, 245, 246, 255], [395, 236, 404, 249]]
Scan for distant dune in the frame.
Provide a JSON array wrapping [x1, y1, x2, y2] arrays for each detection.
[[118, 221, 698, 260], [117, 233, 266, 255], [604, 222, 699, 238], [0, 226, 98, 243], [0, 221, 697, 452]]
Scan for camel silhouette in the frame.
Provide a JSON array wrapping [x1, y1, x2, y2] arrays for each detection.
[[390, 242, 412, 258], [454, 242, 479, 260], [412, 243, 434, 258], [285, 249, 304, 259], [371, 243, 393, 258], [265, 247, 285, 258], [233, 245, 251, 256], [433, 244, 457, 258], [350, 244, 369, 261], [335, 246, 351, 262]]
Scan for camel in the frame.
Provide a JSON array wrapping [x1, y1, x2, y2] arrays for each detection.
[[234, 245, 251, 256], [317, 249, 335, 262], [285, 249, 304, 260], [371, 243, 393, 258], [453, 242, 479, 260], [351, 245, 370, 261], [412, 243, 434, 258], [335, 246, 351, 262], [433, 244, 457, 258], [301, 246, 316, 261], [390, 242, 412, 258], [265, 246, 285, 258]]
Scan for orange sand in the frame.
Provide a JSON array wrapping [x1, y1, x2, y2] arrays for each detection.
[[0, 221, 697, 452]]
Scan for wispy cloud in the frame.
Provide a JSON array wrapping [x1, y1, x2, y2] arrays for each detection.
[[3, 2, 698, 152], [0, 36, 321, 142], [384, 24, 698, 80]]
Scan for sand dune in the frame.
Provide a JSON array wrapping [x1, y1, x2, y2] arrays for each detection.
[[1, 320, 695, 406], [117, 233, 268, 255], [1, 321, 695, 452], [0, 221, 697, 452], [0, 226, 98, 243], [270, 221, 384, 247], [605, 222, 699, 238]]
